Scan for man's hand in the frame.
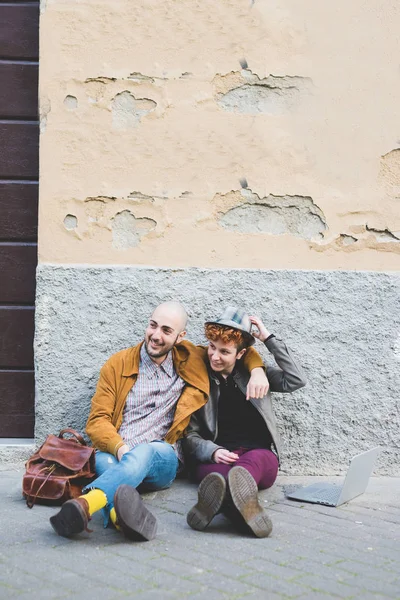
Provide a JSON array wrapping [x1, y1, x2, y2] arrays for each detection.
[[249, 315, 271, 343], [117, 444, 130, 461], [247, 366, 269, 399], [213, 448, 239, 464]]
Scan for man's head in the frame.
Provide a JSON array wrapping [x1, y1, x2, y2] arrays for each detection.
[[205, 307, 253, 376], [145, 301, 188, 363]]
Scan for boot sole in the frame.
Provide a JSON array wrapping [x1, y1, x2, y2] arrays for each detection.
[[114, 485, 157, 541], [50, 500, 87, 538], [187, 472, 226, 531], [228, 467, 273, 538]]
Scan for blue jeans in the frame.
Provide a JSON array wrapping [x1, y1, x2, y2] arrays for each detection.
[[83, 441, 178, 525]]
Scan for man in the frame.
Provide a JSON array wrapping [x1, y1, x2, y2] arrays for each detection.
[[50, 301, 267, 540], [184, 306, 306, 538]]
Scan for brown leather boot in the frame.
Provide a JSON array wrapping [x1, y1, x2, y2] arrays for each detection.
[[187, 472, 226, 531], [50, 497, 91, 537], [227, 466, 273, 538], [114, 484, 157, 541]]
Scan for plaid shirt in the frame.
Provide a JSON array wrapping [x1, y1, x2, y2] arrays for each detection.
[[118, 345, 185, 460]]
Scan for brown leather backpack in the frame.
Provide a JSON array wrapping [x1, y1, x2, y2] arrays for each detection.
[[23, 428, 96, 508]]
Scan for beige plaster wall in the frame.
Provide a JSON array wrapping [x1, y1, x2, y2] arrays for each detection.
[[39, 0, 400, 270]]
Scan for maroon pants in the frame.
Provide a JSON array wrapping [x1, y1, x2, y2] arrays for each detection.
[[195, 447, 279, 490]]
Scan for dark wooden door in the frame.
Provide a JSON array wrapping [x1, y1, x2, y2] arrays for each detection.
[[0, 1, 39, 437]]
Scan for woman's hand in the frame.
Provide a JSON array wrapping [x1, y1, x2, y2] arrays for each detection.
[[249, 315, 271, 343], [246, 367, 269, 399], [213, 448, 239, 464]]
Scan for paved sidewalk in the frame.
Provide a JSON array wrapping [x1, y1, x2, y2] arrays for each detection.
[[1, 467, 399, 600]]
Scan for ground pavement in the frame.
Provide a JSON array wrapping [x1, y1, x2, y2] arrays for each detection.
[[1, 466, 399, 600]]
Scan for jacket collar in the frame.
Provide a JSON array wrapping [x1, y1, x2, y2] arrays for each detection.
[[121, 340, 210, 396], [122, 342, 143, 377]]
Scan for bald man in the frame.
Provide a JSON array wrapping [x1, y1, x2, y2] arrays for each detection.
[[49, 302, 266, 541]]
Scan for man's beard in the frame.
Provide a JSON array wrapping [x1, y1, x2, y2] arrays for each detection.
[[145, 334, 180, 359]]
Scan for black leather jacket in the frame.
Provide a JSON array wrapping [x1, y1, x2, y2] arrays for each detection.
[[183, 336, 306, 465]]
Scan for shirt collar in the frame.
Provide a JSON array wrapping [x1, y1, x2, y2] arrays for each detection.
[[140, 344, 174, 378]]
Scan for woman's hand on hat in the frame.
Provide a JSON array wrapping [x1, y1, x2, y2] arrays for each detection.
[[249, 316, 270, 342], [213, 448, 239, 464]]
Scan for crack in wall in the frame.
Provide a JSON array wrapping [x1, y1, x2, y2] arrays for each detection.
[[219, 192, 326, 240]]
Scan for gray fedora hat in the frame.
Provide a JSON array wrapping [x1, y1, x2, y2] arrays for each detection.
[[205, 306, 255, 346]]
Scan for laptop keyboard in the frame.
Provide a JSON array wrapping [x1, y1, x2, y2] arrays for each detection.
[[306, 486, 341, 503]]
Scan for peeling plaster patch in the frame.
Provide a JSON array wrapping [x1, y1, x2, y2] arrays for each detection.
[[216, 72, 312, 115], [366, 225, 400, 243], [380, 149, 400, 195], [85, 196, 116, 202], [180, 72, 192, 79], [127, 72, 155, 83], [64, 95, 78, 110], [64, 214, 77, 230], [85, 77, 116, 84], [219, 193, 326, 240], [311, 224, 400, 254], [112, 91, 157, 130], [128, 191, 155, 202], [340, 234, 357, 246], [111, 210, 156, 249], [180, 191, 192, 198]]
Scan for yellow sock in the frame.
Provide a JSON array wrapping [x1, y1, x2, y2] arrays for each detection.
[[109, 507, 121, 531], [80, 489, 107, 515]]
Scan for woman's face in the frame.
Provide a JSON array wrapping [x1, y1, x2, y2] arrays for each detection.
[[207, 338, 246, 377]]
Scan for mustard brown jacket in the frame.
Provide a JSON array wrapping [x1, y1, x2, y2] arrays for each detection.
[[86, 340, 263, 456]]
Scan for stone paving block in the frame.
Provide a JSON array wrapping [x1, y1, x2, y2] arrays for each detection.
[[295, 575, 356, 598], [295, 594, 347, 600], [0, 585, 24, 600], [181, 591, 236, 600], [135, 569, 203, 594], [335, 559, 399, 583], [241, 573, 310, 598], [188, 571, 259, 596], [132, 589, 187, 600], [352, 594, 399, 600], [270, 504, 400, 545], [147, 555, 206, 577], [240, 559, 312, 580], [330, 572, 400, 598]]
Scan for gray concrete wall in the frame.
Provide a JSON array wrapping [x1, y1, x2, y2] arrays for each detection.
[[35, 265, 400, 475]]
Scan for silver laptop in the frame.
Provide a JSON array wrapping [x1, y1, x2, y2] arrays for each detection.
[[285, 447, 380, 507]]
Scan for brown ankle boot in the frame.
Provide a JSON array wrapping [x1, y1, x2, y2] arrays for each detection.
[[50, 497, 91, 538], [227, 467, 272, 538], [114, 485, 157, 541], [187, 472, 227, 531]]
